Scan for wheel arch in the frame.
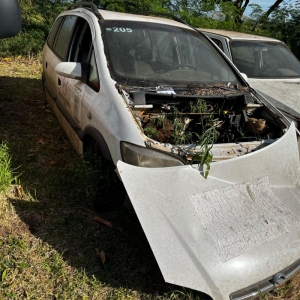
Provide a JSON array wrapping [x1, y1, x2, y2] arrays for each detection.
[[82, 126, 112, 161]]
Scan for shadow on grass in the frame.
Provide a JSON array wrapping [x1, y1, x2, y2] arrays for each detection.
[[0, 75, 212, 299]]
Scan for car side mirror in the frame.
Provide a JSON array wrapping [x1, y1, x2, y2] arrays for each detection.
[[55, 62, 82, 80], [240, 72, 248, 82]]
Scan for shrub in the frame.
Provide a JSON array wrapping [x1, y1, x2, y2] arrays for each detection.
[[0, 29, 46, 57]]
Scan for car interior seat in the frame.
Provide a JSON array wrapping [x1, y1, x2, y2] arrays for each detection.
[[135, 46, 154, 77]]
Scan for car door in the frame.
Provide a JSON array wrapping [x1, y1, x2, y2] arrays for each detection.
[[56, 18, 95, 129], [44, 15, 77, 100]]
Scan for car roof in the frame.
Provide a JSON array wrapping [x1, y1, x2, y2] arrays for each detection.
[[198, 28, 279, 42], [69, 8, 193, 30]]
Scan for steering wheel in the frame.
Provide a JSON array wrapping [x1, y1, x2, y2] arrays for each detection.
[[262, 64, 279, 75]]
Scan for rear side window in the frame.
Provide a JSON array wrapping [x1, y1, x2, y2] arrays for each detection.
[[54, 16, 77, 60], [211, 38, 224, 51], [47, 17, 63, 49]]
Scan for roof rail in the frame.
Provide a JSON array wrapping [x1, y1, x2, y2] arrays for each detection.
[[138, 12, 188, 25], [67, 1, 102, 19]]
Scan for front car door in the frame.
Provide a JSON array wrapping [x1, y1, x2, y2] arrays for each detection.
[[57, 17, 96, 129]]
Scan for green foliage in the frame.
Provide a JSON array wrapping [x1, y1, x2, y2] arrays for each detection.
[[0, 30, 45, 57], [0, 0, 68, 56], [97, 0, 166, 13], [248, 3, 300, 60], [285, 9, 300, 59], [144, 126, 159, 139], [261, 4, 300, 59], [189, 99, 207, 113], [171, 108, 191, 144], [192, 116, 217, 179], [0, 142, 14, 192], [249, 3, 264, 20], [0, 0, 299, 60]]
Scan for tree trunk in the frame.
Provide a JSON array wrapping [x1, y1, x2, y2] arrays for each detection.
[[234, 0, 250, 23], [252, 0, 284, 31]]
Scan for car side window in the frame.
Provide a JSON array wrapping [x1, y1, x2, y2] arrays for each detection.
[[47, 17, 63, 49], [76, 24, 92, 63], [211, 38, 224, 51], [88, 50, 100, 92], [54, 16, 77, 61], [66, 18, 99, 91], [69, 19, 92, 63]]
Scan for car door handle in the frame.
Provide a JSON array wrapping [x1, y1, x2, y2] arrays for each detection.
[[87, 112, 92, 119], [58, 78, 61, 86]]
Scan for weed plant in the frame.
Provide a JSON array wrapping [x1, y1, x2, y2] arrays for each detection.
[[143, 99, 217, 177]]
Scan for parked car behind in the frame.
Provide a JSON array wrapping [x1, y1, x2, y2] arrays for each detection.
[[43, 3, 300, 300], [199, 28, 300, 125]]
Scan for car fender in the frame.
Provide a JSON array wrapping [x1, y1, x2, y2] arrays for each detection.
[[83, 125, 112, 161]]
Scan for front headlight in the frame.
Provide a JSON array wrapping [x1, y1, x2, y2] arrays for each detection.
[[120, 142, 186, 168]]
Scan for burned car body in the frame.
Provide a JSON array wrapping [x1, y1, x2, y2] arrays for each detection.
[[42, 3, 300, 299]]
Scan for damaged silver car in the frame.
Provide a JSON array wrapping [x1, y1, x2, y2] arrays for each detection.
[[200, 29, 300, 126], [42, 2, 300, 300]]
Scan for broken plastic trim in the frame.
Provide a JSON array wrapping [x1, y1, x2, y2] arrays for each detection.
[[120, 141, 186, 167]]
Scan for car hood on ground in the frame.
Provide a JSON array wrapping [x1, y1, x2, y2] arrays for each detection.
[[248, 78, 300, 119], [118, 123, 300, 300]]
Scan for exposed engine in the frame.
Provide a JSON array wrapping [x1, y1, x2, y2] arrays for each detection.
[[126, 85, 287, 162]]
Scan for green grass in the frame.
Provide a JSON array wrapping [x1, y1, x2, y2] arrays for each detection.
[[0, 57, 211, 300], [0, 142, 15, 192], [1, 57, 300, 300]]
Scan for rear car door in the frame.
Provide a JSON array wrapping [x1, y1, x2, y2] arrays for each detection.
[[43, 15, 77, 103]]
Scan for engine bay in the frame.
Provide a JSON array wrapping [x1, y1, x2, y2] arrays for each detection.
[[125, 85, 288, 163]]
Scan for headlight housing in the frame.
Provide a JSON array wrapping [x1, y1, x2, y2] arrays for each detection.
[[120, 142, 186, 168]]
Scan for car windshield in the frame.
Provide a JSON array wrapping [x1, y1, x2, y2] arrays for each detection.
[[231, 40, 300, 78], [102, 21, 240, 87]]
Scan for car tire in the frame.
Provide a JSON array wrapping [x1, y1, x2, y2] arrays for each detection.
[[83, 137, 126, 211]]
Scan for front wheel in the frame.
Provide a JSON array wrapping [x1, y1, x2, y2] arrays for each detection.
[[83, 138, 126, 211]]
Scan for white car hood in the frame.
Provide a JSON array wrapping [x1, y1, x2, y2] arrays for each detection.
[[117, 123, 300, 300], [248, 78, 300, 119]]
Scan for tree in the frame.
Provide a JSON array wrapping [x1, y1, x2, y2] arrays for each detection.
[[252, 0, 284, 31], [0, 0, 68, 56]]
